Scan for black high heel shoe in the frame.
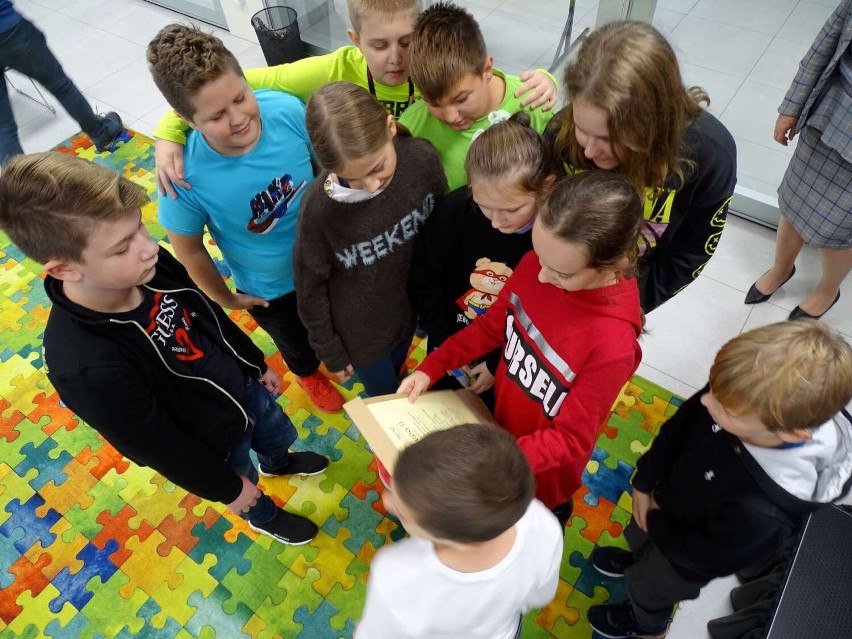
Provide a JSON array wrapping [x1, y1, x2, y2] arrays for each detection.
[[744, 265, 796, 304], [789, 291, 841, 321]]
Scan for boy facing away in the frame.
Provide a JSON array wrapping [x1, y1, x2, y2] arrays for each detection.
[[0, 153, 330, 545], [152, 0, 555, 198], [398, 1, 556, 190], [147, 24, 345, 414], [356, 423, 564, 639], [587, 321, 852, 639]]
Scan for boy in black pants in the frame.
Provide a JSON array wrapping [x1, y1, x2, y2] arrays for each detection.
[[0, 152, 329, 545], [588, 321, 852, 638]]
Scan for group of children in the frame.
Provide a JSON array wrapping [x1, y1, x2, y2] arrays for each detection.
[[0, 1, 850, 638]]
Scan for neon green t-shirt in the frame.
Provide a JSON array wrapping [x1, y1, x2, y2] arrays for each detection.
[[153, 45, 419, 144], [398, 70, 554, 191]]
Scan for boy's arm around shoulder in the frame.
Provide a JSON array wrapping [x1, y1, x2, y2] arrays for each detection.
[[244, 49, 344, 102], [632, 385, 708, 494], [49, 363, 245, 504]]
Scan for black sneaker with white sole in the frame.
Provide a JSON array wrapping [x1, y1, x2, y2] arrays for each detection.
[[591, 546, 635, 577], [248, 508, 318, 546], [588, 603, 669, 638], [258, 451, 329, 478]]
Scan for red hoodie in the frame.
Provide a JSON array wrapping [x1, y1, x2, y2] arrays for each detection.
[[418, 251, 643, 508]]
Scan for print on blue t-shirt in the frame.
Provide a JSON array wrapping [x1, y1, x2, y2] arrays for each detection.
[[157, 90, 314, 300]]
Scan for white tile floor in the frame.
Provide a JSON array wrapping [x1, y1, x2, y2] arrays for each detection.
[[8, 0, 851, 637]]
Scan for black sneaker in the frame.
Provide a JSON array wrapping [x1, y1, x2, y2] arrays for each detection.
[[258, 451, 329, 478], [248, 508, 317, 546], [588, 603, 669, 638], [93, 111, 124, 153], [591, 546, 635, 577]]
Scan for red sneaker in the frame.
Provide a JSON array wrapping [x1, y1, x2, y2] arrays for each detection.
[[296, 371, 344, 413]]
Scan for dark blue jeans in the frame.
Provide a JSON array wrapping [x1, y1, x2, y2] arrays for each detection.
[[354, 333, 414, 397], [0, 18, 108, 162], [225, 377, 298, 526]]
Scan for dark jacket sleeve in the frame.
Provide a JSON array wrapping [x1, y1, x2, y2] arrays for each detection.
[[50, 365, 244, 504], [638, 114, 736, 312], [408, 188, 460, 348], [632, 386, 708, 494]]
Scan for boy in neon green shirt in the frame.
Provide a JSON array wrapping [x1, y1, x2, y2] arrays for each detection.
[[154, 0, 556, 197], [398, 2, 555, 190]]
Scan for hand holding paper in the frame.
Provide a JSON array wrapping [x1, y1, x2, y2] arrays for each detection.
[[397, 370, 431, 402]]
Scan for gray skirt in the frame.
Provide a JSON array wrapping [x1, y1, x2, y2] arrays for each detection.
[[778, 125, 852, 249]]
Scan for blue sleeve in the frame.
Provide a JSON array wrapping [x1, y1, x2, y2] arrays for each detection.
[[157, 190, 208, 236]]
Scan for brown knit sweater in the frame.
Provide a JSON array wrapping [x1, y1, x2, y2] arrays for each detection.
[[294, 136, 446, 371]]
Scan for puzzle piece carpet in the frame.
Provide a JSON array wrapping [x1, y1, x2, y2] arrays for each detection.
[[0, 130, 685, 638]]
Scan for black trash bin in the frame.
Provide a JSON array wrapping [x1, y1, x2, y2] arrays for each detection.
[[252, 6, 305, 65]]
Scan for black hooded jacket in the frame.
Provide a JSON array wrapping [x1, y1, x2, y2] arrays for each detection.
[[43, 247, 266, 504]]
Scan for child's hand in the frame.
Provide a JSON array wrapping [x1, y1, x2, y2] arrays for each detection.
[[631, 488, 659, 532], [397, 371, 431, 402], [465, 362, 495, 394], [516, 69, 558, 111], [261, 368, 281, 394], [225, 292, 269, 310], [334, 365, 354, 383], [155, 138, 191, 199], [226, 476, 261, 515]]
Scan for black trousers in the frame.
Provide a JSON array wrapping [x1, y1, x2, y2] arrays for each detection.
[[244, 289, 320, 378], [624, 521, 707, 630]]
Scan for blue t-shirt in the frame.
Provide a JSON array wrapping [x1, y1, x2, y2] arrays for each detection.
[[158, 90, 314, 300]]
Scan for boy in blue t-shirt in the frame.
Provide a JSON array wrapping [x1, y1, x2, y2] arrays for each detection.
[[147, 23, 344, 414]]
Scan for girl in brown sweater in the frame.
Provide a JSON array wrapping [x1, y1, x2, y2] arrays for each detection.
[[294, 81, 447, 398]]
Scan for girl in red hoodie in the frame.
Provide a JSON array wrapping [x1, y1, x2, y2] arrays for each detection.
[[399, 171, 644, 524]]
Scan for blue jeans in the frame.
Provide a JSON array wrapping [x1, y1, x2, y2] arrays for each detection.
[[0, 18, 108, 162], [354, 333, 414, 397], [225, 377, 298, 525]]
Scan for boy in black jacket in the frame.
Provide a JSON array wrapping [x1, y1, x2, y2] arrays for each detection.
[[0, 152, 329, 546], [587, 321, 852, 638]]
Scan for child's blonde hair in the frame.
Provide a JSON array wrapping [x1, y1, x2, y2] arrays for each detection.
[[306, 81, 397, 172], [147, 24, 243, 120], [538, 171, 644, 277], [465, 112, 553, 196], [347, 0, 422, 32], [709, 321, 852, 433], [408, 1, 487, 102], [555, 21, 708, 194], [0, 152, 148, 264]]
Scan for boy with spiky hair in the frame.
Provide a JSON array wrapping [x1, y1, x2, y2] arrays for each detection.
[[588, 321, 852, 638], [356, 423, 563, 638], [147, 23, 346, 414], [0, 152, 330, 546], [398, 1, 556, 190]]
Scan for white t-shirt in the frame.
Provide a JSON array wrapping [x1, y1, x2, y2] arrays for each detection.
[[355, 499, 564, 639]]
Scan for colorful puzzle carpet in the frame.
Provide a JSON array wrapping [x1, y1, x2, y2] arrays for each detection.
[[0, 130, 684, 639]]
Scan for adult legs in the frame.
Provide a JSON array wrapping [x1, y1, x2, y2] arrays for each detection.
[[753, 216, 805, 295], [0, 73, 22, 161], [0, 19, 119, 155], [796, 245, 852, 316]]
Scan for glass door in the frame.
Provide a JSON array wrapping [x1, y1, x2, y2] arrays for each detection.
[[145, 0, 227, 29]]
